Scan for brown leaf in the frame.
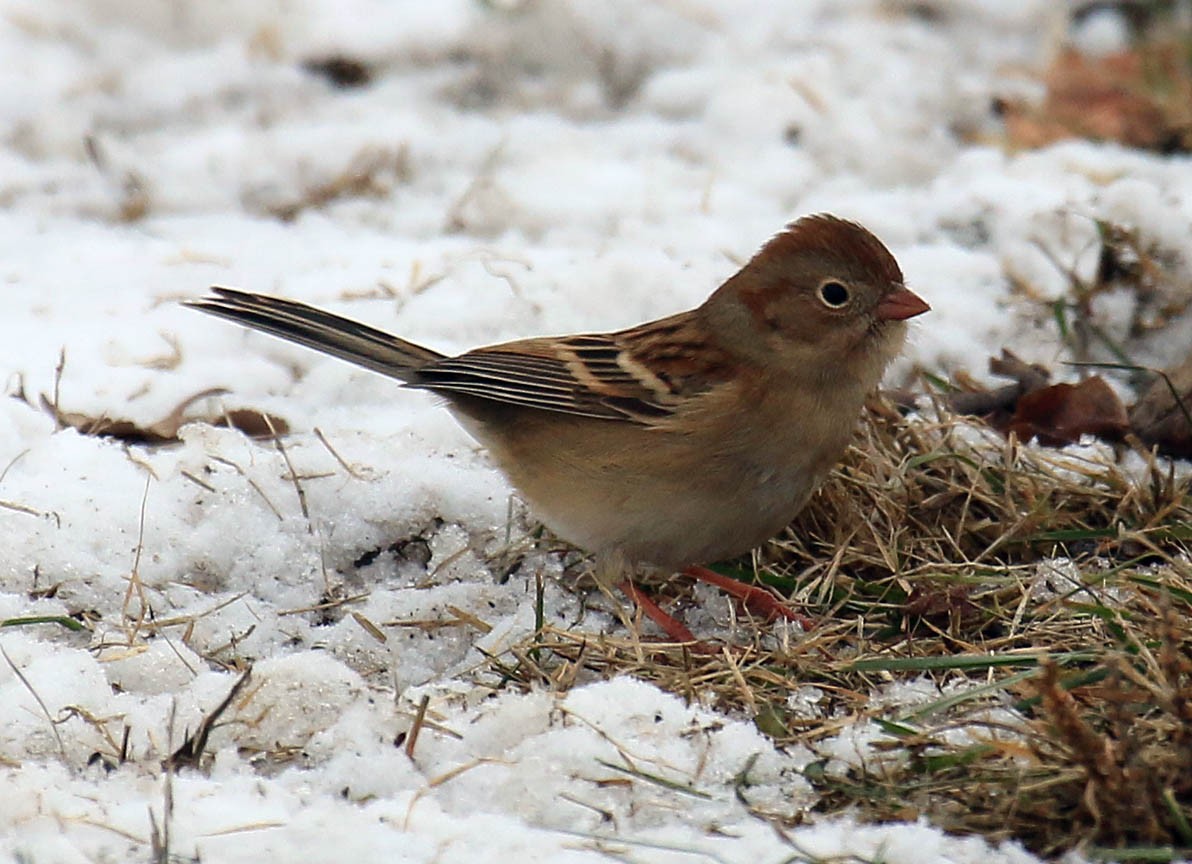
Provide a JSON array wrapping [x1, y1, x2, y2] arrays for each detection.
[[39, 388, 290, 445], [1129, 355, 1192, 458], [998, 45, 1192, 153], [947, 349, 1052, 420], [301, 55, 373, 89], [219, 408, 290, 438], [1008, 376, 1130, 446], [904, 585, 979, 622]]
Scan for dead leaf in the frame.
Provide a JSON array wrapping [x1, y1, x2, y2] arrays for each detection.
[[904, 584, 980, 624], [38, 388, 290, 445], [301, 55, 373, 89], [998, 44, 1192, 153], [1129, 355, 1192, 458], [946, 350, 1052, 421], [220, 408, 289, 439], [1008, 376, 1130, 446]]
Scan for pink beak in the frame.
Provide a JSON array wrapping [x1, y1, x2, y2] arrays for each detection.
[[876, 287, 930, 321]]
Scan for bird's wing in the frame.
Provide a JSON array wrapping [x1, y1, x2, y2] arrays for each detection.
[[416, 312, 735, 424]]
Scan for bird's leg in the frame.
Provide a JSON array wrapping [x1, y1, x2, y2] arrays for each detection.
[[590, 551, 638, 634], [617, 579, 727, 655], [594, 552, 710, 648], [682, 564, 814, 631], [616, 579, 699, 644], [595, 555, 808, 648]]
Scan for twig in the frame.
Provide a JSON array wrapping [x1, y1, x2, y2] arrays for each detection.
[[121, 474, 154, 644], [404, 694, 431, 759], [210, 455, 283, 520], [314, 427, 375, 480], [265, 414, 309, 524], [51, 348, 65, 430], [166, 666, 252, 769], [1, 642, 66, 758]]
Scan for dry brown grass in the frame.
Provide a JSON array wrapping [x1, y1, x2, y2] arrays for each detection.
[[485, 403, 1192, 860]]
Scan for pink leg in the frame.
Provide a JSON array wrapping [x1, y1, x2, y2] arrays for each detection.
[[617, 579, 719, 653], [683, 565, 814, 631]]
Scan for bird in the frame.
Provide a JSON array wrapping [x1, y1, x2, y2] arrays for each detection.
[[186, 214, 928, 644]]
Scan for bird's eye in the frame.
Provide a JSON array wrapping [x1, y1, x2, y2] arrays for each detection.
[[818, 280, 850, 308]]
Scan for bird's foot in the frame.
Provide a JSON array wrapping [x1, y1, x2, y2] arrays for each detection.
[[616, 579, 721, 655], [682, 564, 814, 631]]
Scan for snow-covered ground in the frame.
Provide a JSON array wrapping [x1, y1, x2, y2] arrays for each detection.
[[2, 2, 1189, 861]]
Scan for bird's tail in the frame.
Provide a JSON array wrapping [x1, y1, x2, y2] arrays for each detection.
[[186, 287, 444, 383]]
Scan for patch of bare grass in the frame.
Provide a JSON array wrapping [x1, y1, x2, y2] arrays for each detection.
[[485, 403, 1192, 859]]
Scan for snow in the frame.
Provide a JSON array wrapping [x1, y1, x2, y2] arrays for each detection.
[[1, 1, 1188, 861]]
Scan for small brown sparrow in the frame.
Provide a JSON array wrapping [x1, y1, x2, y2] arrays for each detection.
[[188, 215, 928, 642]]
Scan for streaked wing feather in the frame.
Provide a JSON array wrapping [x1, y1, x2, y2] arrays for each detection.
[[415, 314, 734, 423], [418, 344, 637, 421]]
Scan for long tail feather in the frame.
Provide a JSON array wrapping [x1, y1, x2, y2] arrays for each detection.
[[186, 287, 443, 383]]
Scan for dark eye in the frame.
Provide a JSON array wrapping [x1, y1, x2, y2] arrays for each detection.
[[818, 280, 850, 308]]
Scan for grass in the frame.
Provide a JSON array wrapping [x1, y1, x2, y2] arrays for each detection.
[[484, 403, 1192, 860]]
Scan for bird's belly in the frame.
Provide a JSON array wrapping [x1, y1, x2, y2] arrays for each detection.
[[450, 400, 846, 569], [621, 470, 814, 565], [510, 439, 825, 568]]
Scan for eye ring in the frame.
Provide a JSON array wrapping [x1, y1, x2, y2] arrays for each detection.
[[818, 280, 850, 308]]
